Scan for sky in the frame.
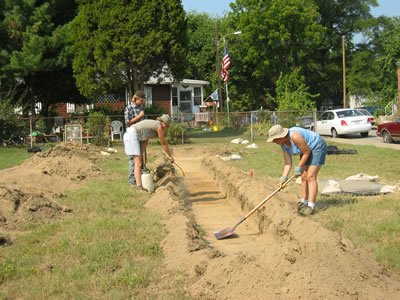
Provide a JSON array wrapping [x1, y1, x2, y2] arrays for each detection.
[[181, 0, 399, 18]]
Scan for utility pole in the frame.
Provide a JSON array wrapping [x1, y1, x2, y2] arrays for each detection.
[[342, 35, 346, 108], [397, 61, 400, 113], [215, 22, 223, 112]]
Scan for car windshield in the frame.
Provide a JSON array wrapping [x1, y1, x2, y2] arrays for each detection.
[[336, 109, 362, 118], [357, 109, 372, 116]]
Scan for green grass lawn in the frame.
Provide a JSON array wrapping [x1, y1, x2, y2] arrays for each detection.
[[0, 146, 34, 170], [1, 131, 399, 298], [0, 144, 171, 299]]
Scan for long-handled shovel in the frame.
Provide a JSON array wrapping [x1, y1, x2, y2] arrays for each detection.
[[173, 161, 185, 177], [214, 175, 296, 240]]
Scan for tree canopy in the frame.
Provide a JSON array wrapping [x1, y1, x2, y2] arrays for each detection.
[[227, 0, 325, 110], [0, 0, 83, 116], [70, 0, 188, 98], [1, 0, 399, 116]]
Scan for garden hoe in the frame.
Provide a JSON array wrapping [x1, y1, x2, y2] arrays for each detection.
[[214, 175, 295, 240]]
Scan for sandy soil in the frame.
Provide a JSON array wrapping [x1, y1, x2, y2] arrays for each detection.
[[146, 146, 400, 299], [0, 143, 108, 243], [1, 143, 400, 299]]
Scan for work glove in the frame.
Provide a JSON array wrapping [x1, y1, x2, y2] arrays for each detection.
[[279, 176, 288, 188], [294, 166, 302, 177]]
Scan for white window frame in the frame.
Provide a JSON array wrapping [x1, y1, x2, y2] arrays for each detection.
[[144, 86, 152, 107], [35, 102, 42, 114], [67, 103, 75, 113]]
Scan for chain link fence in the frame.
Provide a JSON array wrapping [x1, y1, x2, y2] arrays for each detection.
[[1, 111, 320, 147]]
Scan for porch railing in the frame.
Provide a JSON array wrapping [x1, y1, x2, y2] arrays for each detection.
[[385, 97, 399, 116]]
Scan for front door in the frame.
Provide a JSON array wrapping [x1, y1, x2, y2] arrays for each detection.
[[179, 88, 193, 120]]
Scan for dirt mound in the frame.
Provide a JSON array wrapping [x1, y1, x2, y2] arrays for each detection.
[[0, 142, 107, 197], [0, 185, 71, 231], [145, 146, 400, 299], [0, 142, 112, 244]]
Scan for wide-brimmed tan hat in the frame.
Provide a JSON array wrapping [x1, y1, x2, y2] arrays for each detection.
[[267, 124, 288, 142], [159, 114, 171, 126]]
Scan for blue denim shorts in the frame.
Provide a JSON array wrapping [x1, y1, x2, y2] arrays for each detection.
[[301, 137, 327, 166]]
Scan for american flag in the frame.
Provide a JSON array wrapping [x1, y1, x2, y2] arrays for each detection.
[[221, 45, 230, 82]]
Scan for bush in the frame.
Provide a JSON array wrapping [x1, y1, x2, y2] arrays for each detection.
[[245, 121, 272, 137], [0, 96, 27, 146], [374, 108, 385, 117], [87, 112, 109, 146], [145, 103, 167, 117], [166, 123, 189, 145]]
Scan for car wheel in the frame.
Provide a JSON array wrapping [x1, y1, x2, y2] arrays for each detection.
[[360, 132, 369, 137], [331, 128, 338, 138], [382, 131, 393, 143]]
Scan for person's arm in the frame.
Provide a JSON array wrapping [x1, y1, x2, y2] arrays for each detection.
[[124, 107, 130, 127], [127, 110, 145, 127], [281, 146, 292, 178], [291, 131, 311, 168], [156, 126, 174, 163]]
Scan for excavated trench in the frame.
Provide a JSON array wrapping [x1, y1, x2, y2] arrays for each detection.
[[145, 146, 400, 299]]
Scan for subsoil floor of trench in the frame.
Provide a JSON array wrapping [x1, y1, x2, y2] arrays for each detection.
[[144, 145, 400, 300]]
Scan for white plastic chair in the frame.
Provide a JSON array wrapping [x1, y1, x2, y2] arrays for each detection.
[[110, 120, 123, 141]]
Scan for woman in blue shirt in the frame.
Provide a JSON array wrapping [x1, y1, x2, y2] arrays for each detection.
[[267, 125, 327, 216]]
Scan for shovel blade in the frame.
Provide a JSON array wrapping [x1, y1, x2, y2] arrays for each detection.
[[214, 227, 236, 240]]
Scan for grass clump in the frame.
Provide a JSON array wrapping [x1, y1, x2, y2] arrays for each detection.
[[0, 146, 168, 298], [0, 146, 34, 170]]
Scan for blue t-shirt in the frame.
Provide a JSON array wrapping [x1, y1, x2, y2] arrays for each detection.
[[282, 127, 321, 155]]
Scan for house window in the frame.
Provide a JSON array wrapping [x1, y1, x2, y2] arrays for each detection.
[[67, 103, 75, 113], [172, 87, 178, 106], [144, 86, 152, 106], [194, 87, 202, 105], [35, 102, 42, 114], [180, 90, 191, 101]]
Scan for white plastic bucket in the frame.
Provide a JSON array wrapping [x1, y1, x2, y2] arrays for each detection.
[[141, 171, 154, 193]]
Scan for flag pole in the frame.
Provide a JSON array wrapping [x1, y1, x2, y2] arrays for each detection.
[[226, 80, 230, 128], [223, 37, 231, 128]]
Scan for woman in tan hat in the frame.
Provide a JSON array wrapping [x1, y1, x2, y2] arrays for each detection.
[[124, 114, 174, 192], [267, 124, 327, 216]]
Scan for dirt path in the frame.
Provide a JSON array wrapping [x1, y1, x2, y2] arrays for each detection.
[[145, 146, 400, 299]]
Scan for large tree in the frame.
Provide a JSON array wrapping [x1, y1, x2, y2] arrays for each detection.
[[70, 0, 188, 98], [311, 0, 378, 107], [0, 0, 83, 117], [374, 17, 400, 105], [228, 0, 325, 111], [185, 12, 217, 96]]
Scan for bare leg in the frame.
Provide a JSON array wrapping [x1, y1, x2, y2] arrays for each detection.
[[301, 167, 309, 200], [133, 155, 143, 186], [304, 165, 321, 204], [141, 139, 149, 168]]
